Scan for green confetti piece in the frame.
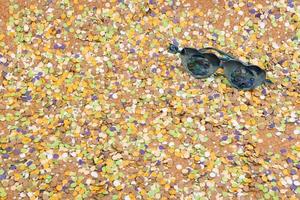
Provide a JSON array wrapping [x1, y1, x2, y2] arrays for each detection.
[[201, 136, 209, 142], [266, 133, 272, 138], [0, 169, 4, 175], [148, 183, 160, 198], [231, 182, 239, 188], [0, 187, 7, 197], [162, 19, 168, 28], [296, 30, 300, 39], [112, 195, 118, 200], [70, 183, 77, 188], [169, 130, 180, 138], [107, 61, 113, 68], [264, 193, 271, 199], [75, 197, 83, 200], [194, 195, 201, 200], [175, 27, 182, 33], [29, 164, 37, 170]]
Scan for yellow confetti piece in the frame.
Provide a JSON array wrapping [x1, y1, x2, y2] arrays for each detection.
[[240, 104, 248, 111], [194, 155, 200, 161], [188, 173, 196, 179], [169, 189, 177, 195], [56, 185, 62, 191], [249, 119, 256, 126]]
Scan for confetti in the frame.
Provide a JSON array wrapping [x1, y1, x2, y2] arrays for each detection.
[[0, 0, 299, 199]]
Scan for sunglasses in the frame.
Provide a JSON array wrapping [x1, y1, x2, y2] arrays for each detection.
[[168, 44, 273, 90]]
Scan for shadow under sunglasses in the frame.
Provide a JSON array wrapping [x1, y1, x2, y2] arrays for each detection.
[[168, 44, 273, 91]]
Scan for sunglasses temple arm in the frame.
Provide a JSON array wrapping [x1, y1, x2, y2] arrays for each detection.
[[264, 79, 273, 85]]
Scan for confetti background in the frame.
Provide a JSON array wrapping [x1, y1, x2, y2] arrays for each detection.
[[0, 0, 299, 199]]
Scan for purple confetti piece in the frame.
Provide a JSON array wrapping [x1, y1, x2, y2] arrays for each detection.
[[173, 18, 179, 24], [234, 135, 240, 140], [287, 158, 293, 163], [227, 155, 234, 160], [219, 112, 224, 117], [179, 84, 184, 90], [10, 165, 17, 170], [290, 184, 297, 191], [269, 122, 275, 129], [140, 149, 145, 155], [27, 161, 33, 166], [2, 154, 9, 159], [280, 149, 287, 154], [212, 33, 218, 38], [221, 135, 228, 141], [151, 68, 157, 73], [265, 170, 271, 175], [263, 110, 268, 116], [13, 149, 20, 155], [0, 174, 7, 180], [213, 93, 220, 98], [53, 154, 59, 159], [84, 129, 91, 136], [288, 136, 294, 141], [29, 148, 36, 153], [255, 13, 262, 18], [290, 169, 297, 175], [288, 0, 294, 8], [60, 44, 66, 49], [283, 69, 289, 74], [109, 126, 116, 131], [249, 9, 256, 14], [54, 43, 60, 49], [172, 39, 179, 46], [150, 12, 156, 17], [5, 147, 12, 152], [149, 0, 155, 4]]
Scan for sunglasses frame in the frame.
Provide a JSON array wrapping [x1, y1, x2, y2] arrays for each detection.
[[168, 44, 273, 90]]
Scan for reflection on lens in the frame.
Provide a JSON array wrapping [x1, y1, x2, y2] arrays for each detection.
[[187, 58, 210, 76], [230, 67, 256, 89]]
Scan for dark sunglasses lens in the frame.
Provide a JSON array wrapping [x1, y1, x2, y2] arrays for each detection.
[[230, 67, 256, 89], [187, 57, 211, 76]]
